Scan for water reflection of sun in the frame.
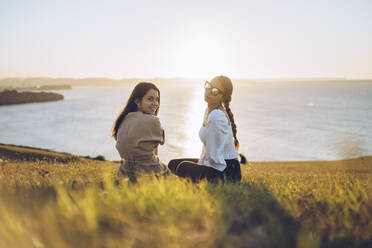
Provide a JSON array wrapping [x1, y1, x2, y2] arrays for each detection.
[[183, 83, 205, 158]]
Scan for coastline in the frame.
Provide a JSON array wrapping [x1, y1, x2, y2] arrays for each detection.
[[0, 90, 64, 105], [0, 143, 118, 164], [1, 77, 372, 89], [1, 143, 370, 166]]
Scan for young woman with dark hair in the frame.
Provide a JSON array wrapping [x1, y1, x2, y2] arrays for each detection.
[[168, 76, 242, 183], [112, 82, 168, 183]]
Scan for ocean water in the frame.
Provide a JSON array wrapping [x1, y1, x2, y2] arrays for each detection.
[[1, 81, 372, 163]]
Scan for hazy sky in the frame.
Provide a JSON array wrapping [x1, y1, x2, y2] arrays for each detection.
[[1, 0, 371, 79]]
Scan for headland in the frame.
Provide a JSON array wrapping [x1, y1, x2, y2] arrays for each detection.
[[0, 90, 64, 105]]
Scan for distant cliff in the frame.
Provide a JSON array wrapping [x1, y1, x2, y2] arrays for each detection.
[[0, 90, 64, 105], [31, 84, 72, 90], [0, 77, 199, 88]]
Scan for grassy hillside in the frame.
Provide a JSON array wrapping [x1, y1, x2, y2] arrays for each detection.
[[0, 144, 371, 247]]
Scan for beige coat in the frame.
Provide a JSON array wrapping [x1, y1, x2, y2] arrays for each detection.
[[115, 111, 166, 179]]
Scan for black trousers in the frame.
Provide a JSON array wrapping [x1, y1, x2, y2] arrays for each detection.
[[168, 158, 242, 183]]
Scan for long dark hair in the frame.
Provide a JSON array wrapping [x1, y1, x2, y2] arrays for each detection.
[[111, 82, 160, 139]]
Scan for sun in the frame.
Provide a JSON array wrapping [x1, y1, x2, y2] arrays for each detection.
[[170, 35, 231, 78]]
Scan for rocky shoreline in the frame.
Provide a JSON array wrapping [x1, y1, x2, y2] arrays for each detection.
[[0, 90, 64, 105]]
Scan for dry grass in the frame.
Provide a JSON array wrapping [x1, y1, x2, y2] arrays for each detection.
[[0, 145, 371, 247]]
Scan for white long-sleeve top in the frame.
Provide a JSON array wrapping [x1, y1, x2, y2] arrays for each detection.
[[198, 108, 239, 171]]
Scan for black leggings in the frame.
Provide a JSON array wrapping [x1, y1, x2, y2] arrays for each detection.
[[168, 158, 242, 183]]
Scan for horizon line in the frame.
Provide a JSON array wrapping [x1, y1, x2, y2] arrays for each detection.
[[1, 76, 372, 81]]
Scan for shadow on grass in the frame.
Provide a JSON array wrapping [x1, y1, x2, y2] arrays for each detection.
[[2, 176, 371, 248], [206, 182, 299, 248], [206, 181, 372, 248]]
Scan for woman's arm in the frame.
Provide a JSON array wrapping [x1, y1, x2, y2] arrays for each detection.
[[142, 115, 165, 145], [145, 116, 164, 156]]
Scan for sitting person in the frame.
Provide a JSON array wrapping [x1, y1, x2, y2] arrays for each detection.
[[112, 82, 168, 183], [168, 75, 242, 183]]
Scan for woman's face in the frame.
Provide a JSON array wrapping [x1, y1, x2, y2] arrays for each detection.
[[136, 88, 160, 115], [204, 81, 224, 104]]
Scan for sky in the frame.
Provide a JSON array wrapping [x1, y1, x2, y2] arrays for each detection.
[[0, 0, 371, 79]]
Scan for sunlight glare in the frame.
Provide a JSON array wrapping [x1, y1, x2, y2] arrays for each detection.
[[171, 35, 231, 78], [183, 83, 205, 158]]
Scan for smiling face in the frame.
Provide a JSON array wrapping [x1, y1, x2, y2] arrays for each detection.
[[135, 88, 160, 115]]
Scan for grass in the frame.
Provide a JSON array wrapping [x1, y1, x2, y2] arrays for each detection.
[[0, 144, 371, 247], [0, 143, 83, 163]]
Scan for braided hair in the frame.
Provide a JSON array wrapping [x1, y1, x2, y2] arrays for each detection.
[[211, 75, 240, 150], [224, 99, 239, 150]]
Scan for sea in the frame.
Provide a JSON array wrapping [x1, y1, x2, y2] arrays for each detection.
[[1, 81, 371, 163]]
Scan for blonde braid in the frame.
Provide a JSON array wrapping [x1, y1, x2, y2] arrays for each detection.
[[224, 100, 239, 151]]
